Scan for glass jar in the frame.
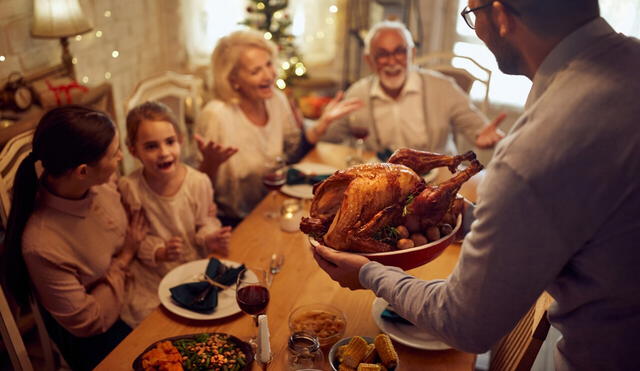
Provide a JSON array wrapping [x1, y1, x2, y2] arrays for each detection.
[[286, 332, 324, 370]]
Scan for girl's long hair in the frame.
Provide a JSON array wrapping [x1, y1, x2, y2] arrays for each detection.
[[2, 105, 116, 306]]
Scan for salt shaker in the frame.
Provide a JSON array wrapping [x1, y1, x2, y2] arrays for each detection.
[[286, 332, 324, 370]]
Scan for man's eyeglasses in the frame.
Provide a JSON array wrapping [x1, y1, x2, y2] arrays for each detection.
[[373, 47, 408, 64], [460, 1, 520, 29]]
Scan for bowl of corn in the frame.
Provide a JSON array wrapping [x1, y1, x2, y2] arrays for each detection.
[[328, 334, 399, 371]]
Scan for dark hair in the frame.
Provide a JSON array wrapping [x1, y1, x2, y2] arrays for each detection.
[[2, 105, 116, 306], [125, 101, 181, 147], [505, 0, 600, 37]]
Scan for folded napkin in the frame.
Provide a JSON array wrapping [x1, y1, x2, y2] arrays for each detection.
[[286, 167, 331, 185], [169, 258, 245, 313], [377, 148, 394, 162], [381, 307, 414, 326]]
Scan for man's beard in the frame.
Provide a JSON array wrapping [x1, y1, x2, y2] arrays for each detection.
[[379, 66, 407, 92], [486, 20, 524, 75]]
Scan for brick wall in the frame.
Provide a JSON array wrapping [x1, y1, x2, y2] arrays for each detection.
[[0, 0, 186, 172]]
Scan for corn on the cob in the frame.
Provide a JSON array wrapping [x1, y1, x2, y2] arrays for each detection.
[[374, 334, 398, 369], [357, 363, 382, 371], [342, 336, 370, 368], [338, 363, 357, 371], [337, 344, 348, 361], [362, 343, 377, 364]]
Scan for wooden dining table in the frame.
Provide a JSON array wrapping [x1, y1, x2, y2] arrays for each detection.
[[95, 143, 480, 371]]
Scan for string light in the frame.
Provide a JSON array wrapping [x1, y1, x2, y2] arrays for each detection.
[[282, 61, 290, 70], [82, 76, 89, 84], [0, 56, 5, 62], [75, 35, 82, 41], [72, 57, 78, 65], [326, 17, 334, 25], [256, 2, 265, 10], [264, 32, 272, 40], [111, 50, 119, 58], [104, 10, 111, 17], [104, 72, 112, 79], [95, 30, 103, 38], [276, 79, 286, 89], [329, 5, 338, 13]]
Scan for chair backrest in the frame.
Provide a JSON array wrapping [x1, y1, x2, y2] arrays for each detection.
[[415, 52, 492, 113], [489, 292, 553, 371], [0, 129, 34, 228], [0, 284, 33, 371], [125, 71, 204, 166]]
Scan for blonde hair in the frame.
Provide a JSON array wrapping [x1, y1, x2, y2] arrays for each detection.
[[126, 101, 181, 147], [210, 29, 278, 104]]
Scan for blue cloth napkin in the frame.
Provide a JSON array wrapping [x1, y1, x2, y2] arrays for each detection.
[[377, 148, 394, 162], [169, 258, 245, 313], [381, 307, 414, 325], [286, 167, 331, 185]]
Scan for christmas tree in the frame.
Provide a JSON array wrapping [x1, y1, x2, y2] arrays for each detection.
[[242, 0, 308, 89]]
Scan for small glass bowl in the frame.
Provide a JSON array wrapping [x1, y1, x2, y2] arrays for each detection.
[[288, 303, 347, 348]]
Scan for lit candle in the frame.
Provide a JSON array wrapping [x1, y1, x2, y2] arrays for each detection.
[[280, 199, 303, 232]]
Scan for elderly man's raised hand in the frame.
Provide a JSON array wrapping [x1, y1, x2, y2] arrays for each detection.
[[312, 243, 370, 290], [475, 112, 507, 149]]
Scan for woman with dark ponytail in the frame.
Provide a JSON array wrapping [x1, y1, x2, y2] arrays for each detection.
[[2, 105, 147, 370]]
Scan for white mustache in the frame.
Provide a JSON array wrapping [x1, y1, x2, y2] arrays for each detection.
[[382, 66, 404, 74]]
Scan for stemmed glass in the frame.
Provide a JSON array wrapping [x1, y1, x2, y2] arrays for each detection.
[[262, 156, 287, 219], [347, 116, 369, 166], [236, 268, 270, 348]]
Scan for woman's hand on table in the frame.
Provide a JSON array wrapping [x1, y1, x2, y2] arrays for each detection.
[[312, 243, 370, 290]]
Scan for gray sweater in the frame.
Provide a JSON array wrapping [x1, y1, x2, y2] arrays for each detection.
[[360, 18, 640, 371]]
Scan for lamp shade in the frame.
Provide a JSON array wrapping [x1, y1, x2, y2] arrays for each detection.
[[32, 0, 93, 38]]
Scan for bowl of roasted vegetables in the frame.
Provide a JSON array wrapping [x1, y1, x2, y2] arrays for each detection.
[[132, 332, 252, 371], [302, 148, 477, 270], [329, 334, 399, 371]]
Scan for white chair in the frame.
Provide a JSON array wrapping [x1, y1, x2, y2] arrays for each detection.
[[415, 52, 492, 113], [0, 285, 33, 371], [0, 128, 59, 371], [125, 71, 204, 166]]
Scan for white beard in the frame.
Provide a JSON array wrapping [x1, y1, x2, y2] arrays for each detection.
[[379, 67, 406, 92]]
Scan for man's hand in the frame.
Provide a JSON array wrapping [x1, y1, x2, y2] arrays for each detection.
[[311, 243, 370, 290], [194, 134, 238, 170], [319, 91, 365, 124], [475, 112, 507, 149]]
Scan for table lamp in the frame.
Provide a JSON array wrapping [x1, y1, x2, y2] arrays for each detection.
[[31, 0, 93, 80]]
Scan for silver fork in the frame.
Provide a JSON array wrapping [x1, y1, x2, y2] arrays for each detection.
[[267, 253, 285, 285]]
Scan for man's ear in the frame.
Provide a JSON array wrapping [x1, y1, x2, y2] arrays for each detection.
[[492, 1, 516, 37], [73, 164, 89, 179], [364, 54, 375, 70]]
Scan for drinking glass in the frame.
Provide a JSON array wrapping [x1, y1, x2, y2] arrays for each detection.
[[346, 116, 369, 166], [262, 156, 287, 219], [236, 268, 270, 347]]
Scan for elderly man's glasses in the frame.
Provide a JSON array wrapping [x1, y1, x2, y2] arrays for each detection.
[[373, 47, 408, 64], [460, 1, 520, 29]]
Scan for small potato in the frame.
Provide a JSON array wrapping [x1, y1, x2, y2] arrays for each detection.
[[397, 238, 415, 250], [410, 233, 428, 246], [395, 225, 410, 239], [439, 223, 453, 237], [441, 212, 455, 227], [425, 226, 441, 242], [404, 214, 421, 233]]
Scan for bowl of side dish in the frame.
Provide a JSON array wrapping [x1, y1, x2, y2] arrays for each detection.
[[288, 303, 347, 348]]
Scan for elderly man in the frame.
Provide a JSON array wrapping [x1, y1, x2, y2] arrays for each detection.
[[322, 20, 504, 155], [312, 1, 640, 370]]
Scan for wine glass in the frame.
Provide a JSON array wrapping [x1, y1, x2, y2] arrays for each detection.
[[236, 268, 270, 348], [347, 117, 369, 166], [262, 156, 286, 219]]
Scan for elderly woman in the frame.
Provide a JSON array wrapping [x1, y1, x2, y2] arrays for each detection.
[[195, 29, 362, 223]]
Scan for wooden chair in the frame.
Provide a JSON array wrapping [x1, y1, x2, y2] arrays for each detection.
[[0, 128, 59, 371], [125, 71, 204, 166], [415, 52, 492, 113], [489, 292, 553, 371]]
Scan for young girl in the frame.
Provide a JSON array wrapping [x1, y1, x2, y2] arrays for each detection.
[[1, 105, 147, 371], [119, 101, 232, 327]]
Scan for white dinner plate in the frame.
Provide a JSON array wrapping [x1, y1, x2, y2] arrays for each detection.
[[371, 297, 451, 350], [281, 162, 338, 199], [423, 167, 439, 184], [158, 259, 253, 320]]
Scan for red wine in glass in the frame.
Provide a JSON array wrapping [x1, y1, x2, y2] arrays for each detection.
[[262, 172, 286, 192], [349, 126, 370, 140], [236, 285, 270, 315]]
